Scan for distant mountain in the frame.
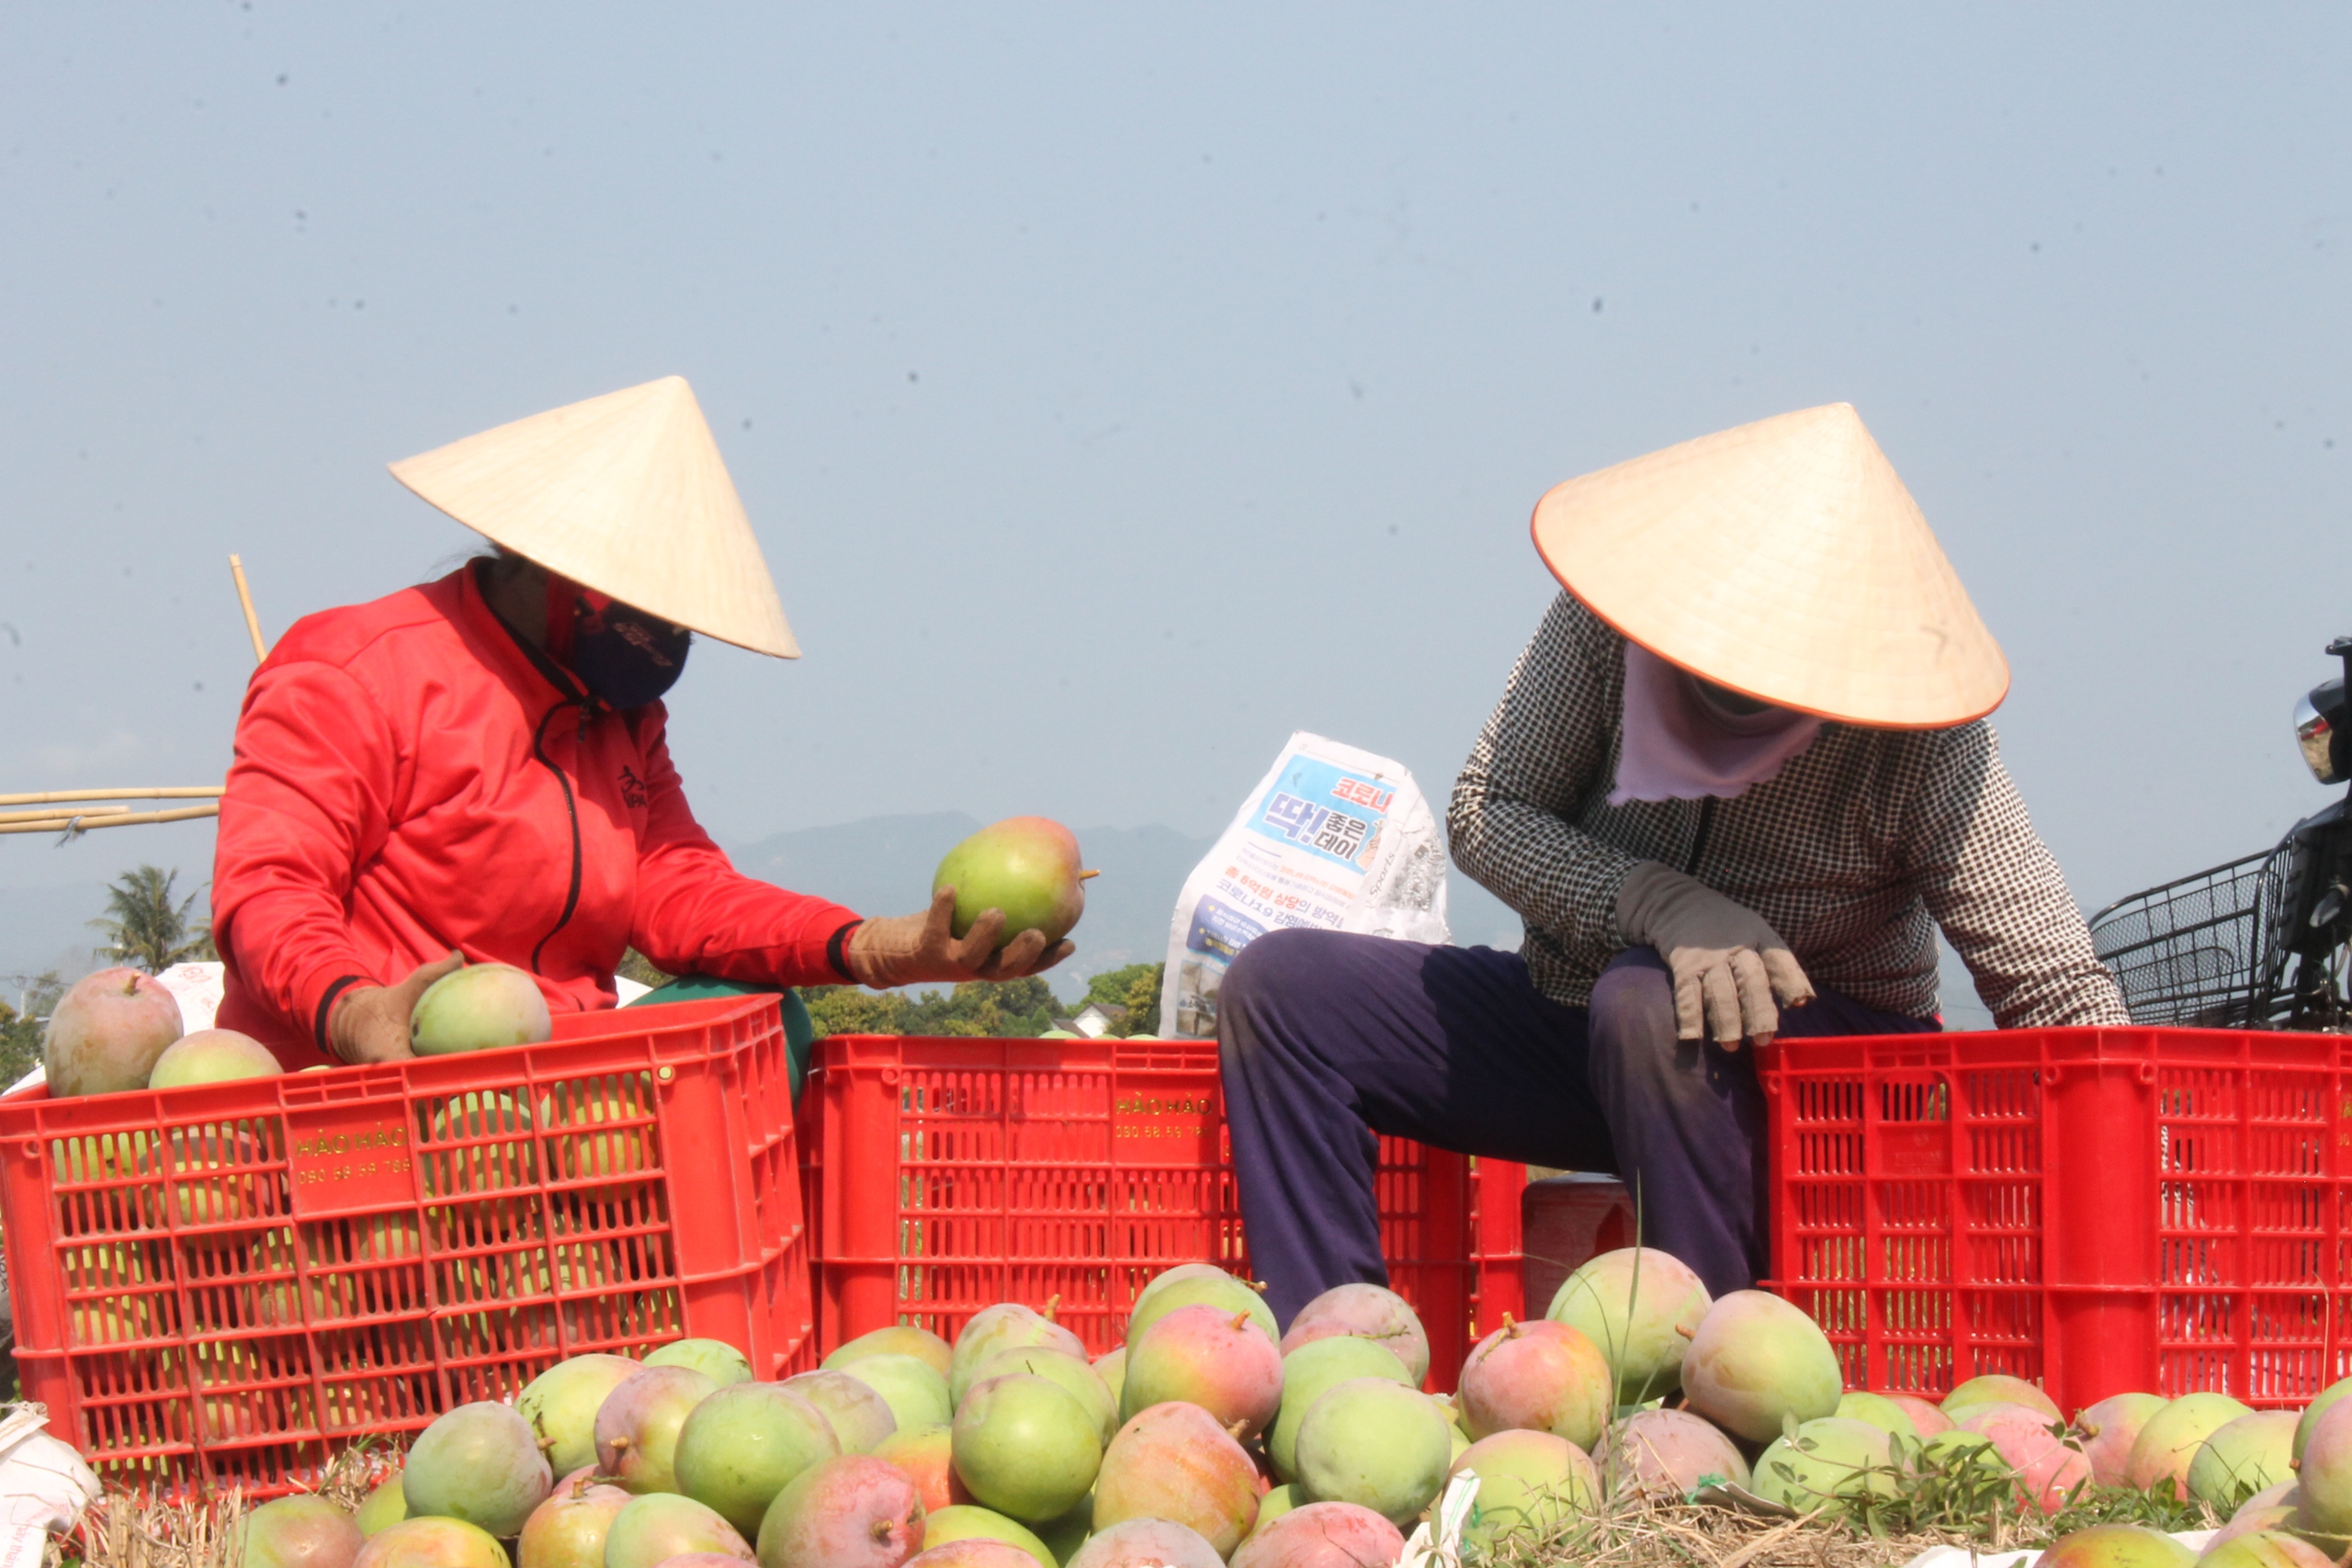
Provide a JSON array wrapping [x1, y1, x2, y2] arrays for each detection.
[[4, 815, 1996, 1027], [728, 812, 1530, 991], [0, 818, 1531, 997]]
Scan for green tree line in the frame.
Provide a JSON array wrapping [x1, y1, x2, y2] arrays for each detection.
[[0, 863, 214, 1083], [798, 960, 1165, 1040]]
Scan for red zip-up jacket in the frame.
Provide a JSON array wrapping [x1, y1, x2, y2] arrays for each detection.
[[212, 563, 862, 1067]]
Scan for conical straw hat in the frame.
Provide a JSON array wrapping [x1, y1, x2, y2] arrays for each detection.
[[1530, 403, 2007, 728], [390, 377, 798, 658]]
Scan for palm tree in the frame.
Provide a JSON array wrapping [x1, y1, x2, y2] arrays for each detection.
[[89, 865, 216, 973]]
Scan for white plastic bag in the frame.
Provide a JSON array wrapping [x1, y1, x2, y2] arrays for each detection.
[[0, 1405, 99, 1551], [1160, 733, 1450, 1039], [153, 962, 225, 1033]]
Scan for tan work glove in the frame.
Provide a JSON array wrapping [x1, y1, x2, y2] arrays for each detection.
[[1613, 863, 1814, 1047], [845, 886, 1075, 988], [326, 951, 465, 1065]]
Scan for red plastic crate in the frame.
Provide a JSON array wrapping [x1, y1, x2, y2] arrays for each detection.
[[1761, 1025, 2352, 1416], [798, 1034, 1525, 1391], [0, 994, 815, 1495]]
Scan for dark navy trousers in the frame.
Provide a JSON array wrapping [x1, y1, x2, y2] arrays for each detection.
[[1216, 931, 1939, 1325]]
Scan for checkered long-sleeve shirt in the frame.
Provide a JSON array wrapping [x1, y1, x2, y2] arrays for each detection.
[[1448, 593, 2129, 1028]]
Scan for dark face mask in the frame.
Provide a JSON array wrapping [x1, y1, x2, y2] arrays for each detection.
[[548, 578, 692, 708]]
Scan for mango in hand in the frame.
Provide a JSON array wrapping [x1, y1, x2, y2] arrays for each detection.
[[933, 818, 1091, 951]]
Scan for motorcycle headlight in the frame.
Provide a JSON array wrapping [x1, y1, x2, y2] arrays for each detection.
[[2297, 693, 2343, 784]]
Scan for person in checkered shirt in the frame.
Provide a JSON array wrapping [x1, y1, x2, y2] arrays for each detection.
[[1218, 406, 2129, 1321]]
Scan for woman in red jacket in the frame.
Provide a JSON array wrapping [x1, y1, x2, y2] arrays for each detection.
[[212, 377, 1065, 1070]]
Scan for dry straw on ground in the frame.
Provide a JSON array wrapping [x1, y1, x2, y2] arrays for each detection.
[[1485, 1473, 2222, 1568], [72, 1444, 392, 1568]]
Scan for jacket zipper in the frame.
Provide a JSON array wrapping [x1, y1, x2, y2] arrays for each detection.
[[529, 699, 587, 975], [1684, 797, 1716, 876]]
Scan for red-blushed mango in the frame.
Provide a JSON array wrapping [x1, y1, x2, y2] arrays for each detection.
[[1882, 1393, 1951, 1437], [1227, 1503, 1405, 1568], [1445, 1430, 1598, 1554], [1751, 1418, 1894, 1520], [1971, 1408, 2090, 1513], [2294, 1397, 2352, 1535], [2035, 1525, 2195, 1568], [1600, 1409, 1749, 1498], [1679, 1291, 1842, 1445], [916, 1506, 1051, 1568], [828, 1326, 955, 1381], [411, 963, 552, 1055], [1064, 1517, 1224, 1568], [841, 1355, 955, 1434], [2126, 1393, 2253, 1499], [240, 1494, 362, 1568], [356, 1473, 409, 1540], [663, 1558, 764, 1568], [1277, 1284, 1430, 1387], [148, 1028, 279, 1088], [968, 1349, 1114, 1446], [1292, 1379, 1452, 1529], [518, 1354, 642, 1478], [933, 818, 1086, 951], [1118, 1303, 1283, 1435], [902, 1543, 1040, 1568], [604, 1495, 752, 1568], [515, 1476, 629, 1568], [44, 966, 182, 1098], [2188, 1411, 2300, 1510], [1834, 1393, 1920, 1443], [757, 1456, 927, 1568], [1956, 1402, 2058, 1437], [950, 1374, 1102, 1525], [403, 1401, 553, 1539], [2208, 1483, 2298, 1553], [596, 1366, 720, 1495], [351, 1518, 509, 1568], [675, 1382, 843, 1539], [1268, 1337, 1413, 1483], [2199, 1531, 2336, 1568], [950, 1305, 1087, 1408], [783, 1371, 899, 1455], [1543, 1247, 1711, 1404], [871, 1427, 972, 1516], [1456, 1319, 1611, 1450], [2296, 1378, 2352, 1462], [1943, 1375, 2062, 1423], [1124, 1276, 1277, 1355], [1091, 1401, 1261, 1556], [2074, 1393, 2166, 1487], [647, 1338, 753, 1387]]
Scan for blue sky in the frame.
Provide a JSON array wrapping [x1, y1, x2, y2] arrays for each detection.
[[3, 5, 2346, 985]]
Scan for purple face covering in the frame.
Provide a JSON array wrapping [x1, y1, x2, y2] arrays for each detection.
[[1609, 642, 1823, 806]]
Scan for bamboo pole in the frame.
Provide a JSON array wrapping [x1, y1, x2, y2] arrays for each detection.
[[0, 787, 224, 807], [0, 804, 220, 836], [0, 804, 130, 824], [229, 553, 267, 662]]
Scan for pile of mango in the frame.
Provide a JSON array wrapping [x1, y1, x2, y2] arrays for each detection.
[[224, 1247, 2352, 1568], [42, 962, 554, 1100]]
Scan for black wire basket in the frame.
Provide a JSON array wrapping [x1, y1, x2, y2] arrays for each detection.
[[2088, 850, 2290, 1028]]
